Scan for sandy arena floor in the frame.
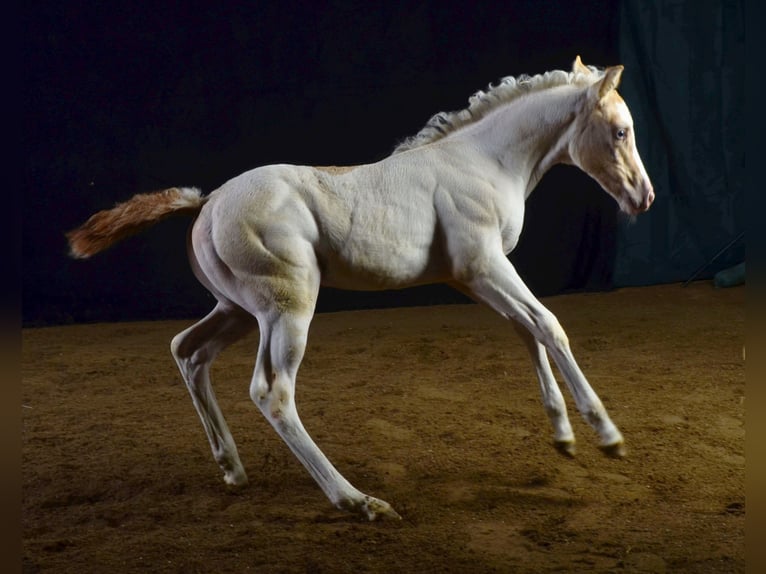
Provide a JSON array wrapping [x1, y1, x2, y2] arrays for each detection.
[[22, 282, 745, 573]]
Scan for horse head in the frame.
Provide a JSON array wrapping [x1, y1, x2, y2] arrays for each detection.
[[569, 56, 654, 216]]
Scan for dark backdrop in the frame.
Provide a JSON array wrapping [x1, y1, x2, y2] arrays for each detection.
[[615, 1, 745, 286], [24, 1, 623, 326]]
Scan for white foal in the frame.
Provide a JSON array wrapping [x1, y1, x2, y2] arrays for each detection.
[[67, 56, 653, 520]]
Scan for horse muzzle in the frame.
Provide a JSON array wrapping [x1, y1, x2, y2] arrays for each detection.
[[638, 185, 655, 212], [623, 181, 654, 215]]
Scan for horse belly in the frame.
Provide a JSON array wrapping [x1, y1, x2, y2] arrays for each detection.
[[319, 236, 445, 290], [317, 210, 447, 290]]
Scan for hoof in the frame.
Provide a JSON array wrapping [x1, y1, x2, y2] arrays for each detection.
[[223, 469, 249, 489], [599, 441, 626, 459], [554, 440, 577, 458], [342, 495, 402, 521], [362, 496, 402, 521]]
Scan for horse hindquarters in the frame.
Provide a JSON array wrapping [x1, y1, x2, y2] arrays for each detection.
[[185, 195, 401, 520]]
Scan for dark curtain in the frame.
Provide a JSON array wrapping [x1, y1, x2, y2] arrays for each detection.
[[24, 1, 623, 325], [614, 0, 745, 286]]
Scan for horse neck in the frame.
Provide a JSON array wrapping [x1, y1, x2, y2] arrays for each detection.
[[459, 85, 584, 196]]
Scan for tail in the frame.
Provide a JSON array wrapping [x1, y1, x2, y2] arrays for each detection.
[[66, 187, 206, 259]]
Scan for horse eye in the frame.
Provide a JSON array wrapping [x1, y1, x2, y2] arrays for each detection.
[[615, 128, 627, 140]]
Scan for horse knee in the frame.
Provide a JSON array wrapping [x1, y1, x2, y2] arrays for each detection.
[[534, 313, 569, 350], [549, 320, 569, 349]]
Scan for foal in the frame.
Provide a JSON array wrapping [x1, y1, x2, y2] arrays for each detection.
[[67, 56, 653, 520]]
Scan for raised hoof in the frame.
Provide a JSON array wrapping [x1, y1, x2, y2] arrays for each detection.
[[554, 440, 577, 458], [599, 441, 627, 459]]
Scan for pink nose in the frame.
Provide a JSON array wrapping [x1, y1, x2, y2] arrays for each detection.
[[642, 186, 655, 211]]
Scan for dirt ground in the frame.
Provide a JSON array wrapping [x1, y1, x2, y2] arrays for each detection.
[[22, 282, 745, 573]]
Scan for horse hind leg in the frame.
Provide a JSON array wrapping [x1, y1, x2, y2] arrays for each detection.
[[249, 297, 400, 521], [171, 303, 257, 487]]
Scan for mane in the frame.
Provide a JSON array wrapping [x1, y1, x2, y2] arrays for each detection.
[[393, 66, 604, 153]]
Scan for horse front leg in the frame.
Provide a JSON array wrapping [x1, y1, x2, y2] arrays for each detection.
[[511, 322, 577, 456], [449, 280, 576, 455], [457, 252, 625, 457]]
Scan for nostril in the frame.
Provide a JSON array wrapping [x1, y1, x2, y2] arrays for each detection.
[[644, 188, 655, 209]]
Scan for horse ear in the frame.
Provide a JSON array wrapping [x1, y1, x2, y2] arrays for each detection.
[[596, 65, 624, 100], [573, 55, 591, 75]]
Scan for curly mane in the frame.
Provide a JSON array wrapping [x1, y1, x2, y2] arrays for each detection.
[[393, 66, 603, 153]]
